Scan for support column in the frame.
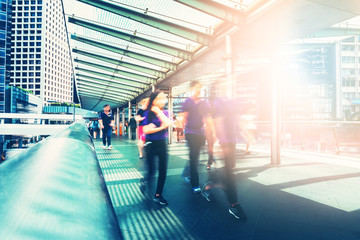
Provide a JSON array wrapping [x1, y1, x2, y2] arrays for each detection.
[[152, 85, 156, 92], [122, 109, 125, 136], [128, 101, 132, 140], [225, 35, 235, 98], [271, 53, 282, 165], [116, 107, 120, 136], [168, 87, 173, 144], [135, 102, 139, 140]]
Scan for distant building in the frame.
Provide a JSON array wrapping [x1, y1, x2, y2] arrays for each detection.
[[0, 0, 12, 113], [337, 36, 360, 120], [5, 85, 42, 114], [9, 0, 73, 103]]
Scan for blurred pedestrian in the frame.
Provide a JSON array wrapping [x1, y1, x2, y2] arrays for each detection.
[[180, 80, 213, 193], [202, 97, 247, 220], [141, 90, 171, 205], [99, 104, 115, 150], [136, 98, 149, 159]]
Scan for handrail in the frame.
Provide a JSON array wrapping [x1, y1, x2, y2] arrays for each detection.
[[0, 122, 122, 239], [255, 120, 360, 124], [0, 113, 83, 121]]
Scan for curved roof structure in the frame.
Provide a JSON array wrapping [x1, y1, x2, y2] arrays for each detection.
[[63, 0, 360, 111]]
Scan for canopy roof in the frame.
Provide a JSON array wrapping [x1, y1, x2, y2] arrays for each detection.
[[63, 0, 360, 112]]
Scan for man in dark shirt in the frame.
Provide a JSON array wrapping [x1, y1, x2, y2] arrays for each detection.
[[129, 116, 137, 140], [181, 81, 214, 193], [98, 104, 115, 150]]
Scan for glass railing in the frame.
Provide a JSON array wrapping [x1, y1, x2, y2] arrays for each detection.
[[246, 121, 360, 158]]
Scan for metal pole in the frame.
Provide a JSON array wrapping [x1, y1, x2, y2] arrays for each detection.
[[73, 102, 75, 122], [122, 109, 125, 136], [116, 107, 120, 136], [128, 101, 132, 140], [271, 53, 281, 165], [135, 103, 139, 140], [168, 87, 173, 144]]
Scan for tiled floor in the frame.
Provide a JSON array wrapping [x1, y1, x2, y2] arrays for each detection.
[[94, 135, 360, 240]]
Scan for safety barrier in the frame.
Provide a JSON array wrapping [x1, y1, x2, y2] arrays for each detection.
[[0, 122, 122, 239]]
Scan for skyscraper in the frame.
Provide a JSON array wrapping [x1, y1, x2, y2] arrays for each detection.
[[338, 36, 360, 119], [0, 0, 11, 113], [9, 0, 72, 103]]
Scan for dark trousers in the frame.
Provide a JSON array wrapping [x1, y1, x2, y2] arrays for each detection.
[[102, 128, 112, 146], [131, 127, 136, 140], [185, 133, 205, 188], [222, 143, 238, 204], [145, 139, 168, 196], [176, 128, 183, 142]]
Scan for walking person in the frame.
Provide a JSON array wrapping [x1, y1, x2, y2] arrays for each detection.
[[98, 104, 115, 150], [174, 115, 184, 143], [92, 119, 100, 139], [202, 97, 247, 220], [141, 90, 171, 205], [181, 81, 213, 193], [136, 98, 149, 159], [129, 115, 137, 140]]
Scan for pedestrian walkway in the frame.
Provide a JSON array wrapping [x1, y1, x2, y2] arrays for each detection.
[[94, 136, 360, 240]]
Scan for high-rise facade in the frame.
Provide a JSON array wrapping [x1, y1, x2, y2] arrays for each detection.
[[9, 0, 72, 103], [0, 0, 11, 113], [338, 36, 360, 119]]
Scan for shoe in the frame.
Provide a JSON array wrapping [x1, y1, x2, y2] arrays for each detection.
[[201, 190, 211, 202], [192, 187, 201, 193], [153, 195, 168, 206], [102, 146, 107, 149], [206, 164, 211, 170], [229, 203, 247, 220], [182, 176, 190, 184], [108, 145, 113, 150]]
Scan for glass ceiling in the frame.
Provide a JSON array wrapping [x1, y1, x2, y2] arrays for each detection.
[[62, 0, 360, 112], [62, 0, 260, 111]]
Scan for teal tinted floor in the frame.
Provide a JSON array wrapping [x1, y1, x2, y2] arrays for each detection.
[[94, 136, 360, 240]]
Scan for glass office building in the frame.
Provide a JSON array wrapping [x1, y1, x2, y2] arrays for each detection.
[[0, 0, 11, 114]]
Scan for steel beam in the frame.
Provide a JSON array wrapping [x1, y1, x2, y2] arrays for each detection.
[[74, 58, 155, 84], [71, 35, 177, 70], [73, 48, 166, 78], [78, 87, 130, 101], [77, 80, 136, 97], [76, 75, 140, 93], [77, 0, 213, 45], [304, 27, 360, 38], [175, 0, 245, 26], [79, 94, 125, 104], [75, 67, 146, 89], [68, 16, 193, 60]]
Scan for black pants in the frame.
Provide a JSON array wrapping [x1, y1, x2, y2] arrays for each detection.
[[222, 143, 238, 204], [102, 128, 112, 146], [185, 133, 205, 188], [131, 127, 136, 140], [145, 139, 168, 196]]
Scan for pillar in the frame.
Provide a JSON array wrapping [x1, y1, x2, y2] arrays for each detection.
[[116, 107, 120, 136], [271, 53, 282, 165], [122, 109, 125, 136], [128, 101, 132, 140], [168, 87, 173, 144], [225, 35, 235, 98]]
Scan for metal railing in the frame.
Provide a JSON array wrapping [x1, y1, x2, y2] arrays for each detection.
[[0, 113, 83, 135], [251, 120, 360, 157]]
